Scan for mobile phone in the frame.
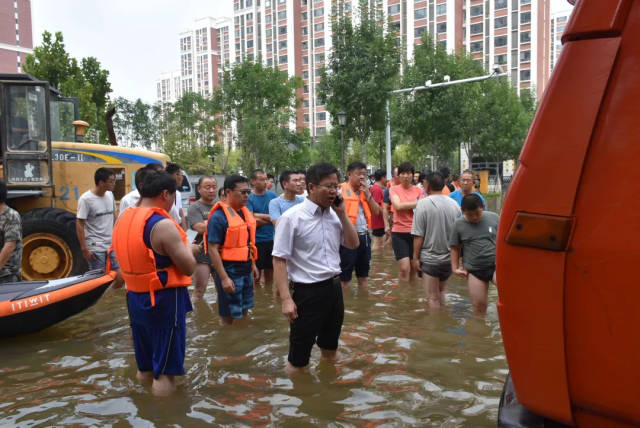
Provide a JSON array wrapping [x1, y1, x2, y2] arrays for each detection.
[[333, 195, 343, 207]]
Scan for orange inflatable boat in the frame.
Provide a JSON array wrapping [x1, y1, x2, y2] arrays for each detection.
[[0, 270, 115, 338], [496, 1, 640, 426]]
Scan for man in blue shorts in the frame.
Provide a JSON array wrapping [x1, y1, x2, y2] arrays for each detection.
[[207, 174, 259, 325], [269, 170, 304, 226], [112, 172, 198, 396]]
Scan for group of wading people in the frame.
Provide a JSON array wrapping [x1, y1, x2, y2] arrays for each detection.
[[79, 161, 497, 395]]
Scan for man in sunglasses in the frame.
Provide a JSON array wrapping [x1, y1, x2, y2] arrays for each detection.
[[206, 175, 259, 325]]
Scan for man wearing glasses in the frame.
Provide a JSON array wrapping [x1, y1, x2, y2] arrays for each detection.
[[206, 175, 259, 325], [272, 163, 359, 374]]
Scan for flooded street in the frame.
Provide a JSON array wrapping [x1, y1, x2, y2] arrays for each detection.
[[1, 246, 507, 426]]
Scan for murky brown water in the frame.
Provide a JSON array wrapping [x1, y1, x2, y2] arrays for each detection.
[[0, 246, 507, 426]]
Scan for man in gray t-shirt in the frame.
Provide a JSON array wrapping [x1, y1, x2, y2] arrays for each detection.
[[449, 193, 499, 316], [411, 172, 461, 309], [76, 167, 123, 288]]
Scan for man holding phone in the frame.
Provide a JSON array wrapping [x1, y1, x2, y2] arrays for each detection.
[[338, 162, 381, 288]]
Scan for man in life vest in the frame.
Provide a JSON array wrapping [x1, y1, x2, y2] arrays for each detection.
[[112, 171, 199, 396], [339, 162, 381, 288], [206, 174, 259, 325]]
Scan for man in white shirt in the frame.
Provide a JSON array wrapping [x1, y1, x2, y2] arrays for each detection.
[[119, 166, 155, 217], [166, 162, 187, 230], [76, 167, 123, 288], [272, 163, 359, 374]]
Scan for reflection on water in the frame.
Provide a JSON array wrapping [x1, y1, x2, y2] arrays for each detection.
[[0, 247, 506, 426]]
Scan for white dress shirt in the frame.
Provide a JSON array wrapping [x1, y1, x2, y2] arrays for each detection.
[[272, 197, 343, 283], [118, 189, 140, 217]]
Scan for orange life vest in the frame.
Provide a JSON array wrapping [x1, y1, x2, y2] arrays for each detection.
[[203, 201, 257, 262], [340, 182, 372, 228], [112, 207, 191, 306]]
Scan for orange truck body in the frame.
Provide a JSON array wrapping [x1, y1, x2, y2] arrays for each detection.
[[496, 1, 640, 426]]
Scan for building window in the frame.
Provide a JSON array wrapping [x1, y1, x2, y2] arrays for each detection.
[[267, 44, 273, 52], [470, 5, 483, 17], [303, 56, 308, 64], [521, 12, 531, 24], [316, 112, 326, 121], [304, 114, 310, 122], [279, 40, 287, 49], [301, 0, 307, 5], [470, 23, 483, 35], [303, 85, 309, 93], [278, 10, 286, 20], [521, 0, 531, 4], [495, 0, 507, 10], [303, 99, 309, 107], [316, 97, 324, 106], [520, 31, 531, 43], [247, 40, 254, 48], [247, 13, 253, 21], [279, 25, 287, 35], [315, 37, 324, 47], [247, 26, 253, 35], [436, 4, 446, 15], [388, 4, 400, 15], [266, 28, 272, 38], [520, 69, 530, 81], [520, 50, 531, 62], [278, 0, 286, 4], [315, 53, 324, 62], [437, 22, 446, 33], [301, 12, 307, 20], [470, 41, 483, 52], [316, 127, 326, 135], [494, 35, 507, 47], [302, 41, 308, 50], [267, 58, 273, 66], [314, 22, 324, 31], [246, 0, 252, 6], [494, 53, 507, 65], [495, 16, 507, 29], [415, 26, 427, 38], [302, 70, 309, 78], [279, 55, 288, 64], [314, 7, 324, 17], [415, 8, 427, 19]]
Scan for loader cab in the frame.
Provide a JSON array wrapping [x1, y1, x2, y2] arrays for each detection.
[[0, 75, 53, 192]]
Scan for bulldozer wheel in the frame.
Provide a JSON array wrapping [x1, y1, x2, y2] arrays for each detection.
[[21, 208, 87, 280]]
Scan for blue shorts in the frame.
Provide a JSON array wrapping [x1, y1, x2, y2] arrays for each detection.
[[214, 272, 254, 318], [127, 287, 192, 379], [339, 233, 371, 281], [88, 251, 120, 272]]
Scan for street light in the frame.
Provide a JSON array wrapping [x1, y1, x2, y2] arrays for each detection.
[[337, 110, 347, 174], [384, 69, 508, 180]]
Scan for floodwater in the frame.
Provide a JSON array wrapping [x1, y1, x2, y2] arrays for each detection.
[[0, 247, 507, 427]]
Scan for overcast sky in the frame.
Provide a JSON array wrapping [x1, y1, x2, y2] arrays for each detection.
[[32, 0, 571, 104]]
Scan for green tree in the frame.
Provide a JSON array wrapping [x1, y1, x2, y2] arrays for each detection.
[[318, 0, 400, 164], [214, 59, 309, 174], [24, 31, 112, 143]]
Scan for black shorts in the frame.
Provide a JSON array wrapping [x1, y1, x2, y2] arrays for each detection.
[[421, 261, 452, 282], [468, 266, 496, 283], [288, 276, 344, 368], [339, 233, 371, 281], [372, 228, 385, 237], [256, 241, 273, 270], [391, 232, 414, 260]]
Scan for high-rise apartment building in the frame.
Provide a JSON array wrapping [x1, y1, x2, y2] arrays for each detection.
[[156, 16, 234, 103], [231, 0, 551, 138], [549, 9, 570, 73], [0, 0, 33, 73]]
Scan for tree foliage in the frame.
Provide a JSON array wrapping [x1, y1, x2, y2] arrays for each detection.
[[318, 0, 400, 163], [24, 31, 112, 143]]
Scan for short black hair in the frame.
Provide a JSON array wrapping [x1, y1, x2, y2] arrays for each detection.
[[145, 162, 164, 172], [427, 172, 445, 191], [94, 167, 115, 185], [397, 162, 414, 175], [297, 169, 307, 176], [165, 162, 181, 175], [218, 187, 225, 198], [347, 161, 367, 173], [140, 171, 177, 198], [250, 169, 265, 180], [0, 180, 7, 203], [452, 173, 460, 181], [439, 167, 451, 179], [279, 170, 298, 188], [134, 166, 155, 189], [197, 175, 216, 187], [307, 162, 339, 188], [374, 169, 386, 181], [224, 174, 249, 191], [267, 173, 274, 180], [461, 193, 484, 211]]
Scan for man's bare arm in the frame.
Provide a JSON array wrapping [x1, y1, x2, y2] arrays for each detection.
[[152, 219, 196, 275]]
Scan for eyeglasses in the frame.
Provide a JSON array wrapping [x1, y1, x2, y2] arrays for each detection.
[[316, 183, 339, 191]]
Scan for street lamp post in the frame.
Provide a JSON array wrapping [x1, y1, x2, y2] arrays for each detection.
[[338, 110, 347, 174], [384, 69, 508, 181]]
